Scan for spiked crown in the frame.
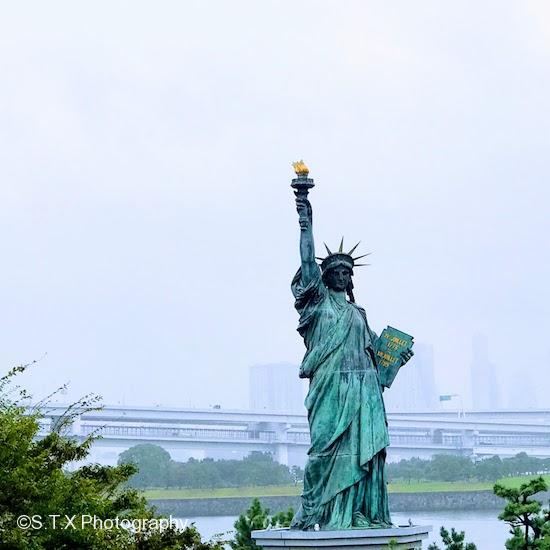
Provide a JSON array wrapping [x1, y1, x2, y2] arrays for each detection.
[[316, 238, 371, 273]]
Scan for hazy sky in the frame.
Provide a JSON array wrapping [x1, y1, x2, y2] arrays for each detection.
[[1, 1, 549, 409]]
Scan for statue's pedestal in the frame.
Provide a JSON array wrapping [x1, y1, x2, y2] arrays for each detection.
[[252, 525, 432, 549]]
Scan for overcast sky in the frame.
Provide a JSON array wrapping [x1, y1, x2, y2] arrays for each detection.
[[1, 1, 549, 409]]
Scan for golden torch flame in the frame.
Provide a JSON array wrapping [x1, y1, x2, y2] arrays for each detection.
[[292, 160, 309, 177]]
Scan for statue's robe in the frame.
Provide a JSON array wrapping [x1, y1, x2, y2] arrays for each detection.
[[290, 267, 392, 530]]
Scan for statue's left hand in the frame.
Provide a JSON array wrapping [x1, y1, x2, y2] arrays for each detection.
[[400, 349, 414, 366]]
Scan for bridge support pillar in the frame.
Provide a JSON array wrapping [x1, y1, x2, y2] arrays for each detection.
[[460, 429, 475, 456], [273, 423, 291, 466], [275, 443, 289, 466]]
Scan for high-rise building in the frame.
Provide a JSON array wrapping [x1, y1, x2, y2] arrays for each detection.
[[249, 363, 306, 413], [383, 343, 438, 412], [507, 370, 536, 409], [470, 333, 500, 410]]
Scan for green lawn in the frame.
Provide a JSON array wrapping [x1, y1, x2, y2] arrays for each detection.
[[144, 475, 550, 500], [145, 485, 302, 500]]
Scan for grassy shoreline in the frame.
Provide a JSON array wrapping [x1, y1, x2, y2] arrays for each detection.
[[144, 474, 550, 500]]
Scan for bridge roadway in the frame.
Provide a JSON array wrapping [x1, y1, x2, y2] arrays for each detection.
[[38, 405, 550, 467]]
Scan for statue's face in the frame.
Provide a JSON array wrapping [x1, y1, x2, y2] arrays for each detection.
[[325, 266, 351, 292]]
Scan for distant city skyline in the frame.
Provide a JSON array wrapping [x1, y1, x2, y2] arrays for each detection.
[[249, 362, 306, 414], [40, 331, 543, 412], [471, 333, 500, 410], [246, 336, 542, 414], [384, 343, 438, 412]]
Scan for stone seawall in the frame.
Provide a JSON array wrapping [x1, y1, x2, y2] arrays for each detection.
[[150, 489, 546, 517]]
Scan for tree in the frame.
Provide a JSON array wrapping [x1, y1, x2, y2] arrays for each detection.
[[0, 364, 225, 550], [427, 527, 477, 550], [290, 465, 304, 485], [475, 456, 503, 482], [494, 476, 550, 549], [426, 455, 475, 482], [270, 507, 294, 530], [386, 454, 549, 485], [242, 452, 294, 486], [502, 453, 543, 478], [386, 457, 430, 483], [230, 498, 293, 550], [118, 444, 173, 488], [230, 499, 269, 550], [122, 451, 296, 490]]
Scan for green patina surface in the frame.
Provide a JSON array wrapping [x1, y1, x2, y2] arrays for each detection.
[[289, 171, 411, 529], [289, 268, 391, 529]]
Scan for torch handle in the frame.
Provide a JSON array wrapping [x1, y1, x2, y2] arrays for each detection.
[[291, 173, 315, 228], [294, 188, 312, 228]]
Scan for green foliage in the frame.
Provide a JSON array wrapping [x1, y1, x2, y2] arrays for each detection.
[[118, 444, 172, 488], [0, 364, 225, 550], [494, 476, 550, 549], [230, 499, 269, 550], [120, 446, 303, 490], [475, 455, 503, 482], [270, 506, 294, 530], [387, 455, 475, 483], [428, 455, 475, 482], [290, 465, 303, 484], [387, 453, 550, 484], [427, 526, 477, 550], [229, 498, 293, 550], [121, 446, 550, 491]]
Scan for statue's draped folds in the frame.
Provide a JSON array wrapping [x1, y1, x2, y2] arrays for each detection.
[[290, 266, 392, 530]]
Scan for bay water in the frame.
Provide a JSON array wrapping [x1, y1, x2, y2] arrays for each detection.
[[187, 510, 509, 549]]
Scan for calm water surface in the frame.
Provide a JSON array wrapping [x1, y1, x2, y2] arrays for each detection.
[[187, 510, 509, 549]]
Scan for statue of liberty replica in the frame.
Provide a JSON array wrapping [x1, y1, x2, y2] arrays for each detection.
[[289, 161, 414, 531]]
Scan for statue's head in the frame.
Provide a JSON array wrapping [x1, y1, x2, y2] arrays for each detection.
[[317, 239, 370, 302], [322, 265, 353, 292]]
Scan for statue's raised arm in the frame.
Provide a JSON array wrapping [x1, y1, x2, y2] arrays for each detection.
[[295, 195, 317, 285], [291, 160, 317, 286]]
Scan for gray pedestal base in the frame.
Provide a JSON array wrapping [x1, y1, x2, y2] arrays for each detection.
[[252, 525, 432, 549]]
